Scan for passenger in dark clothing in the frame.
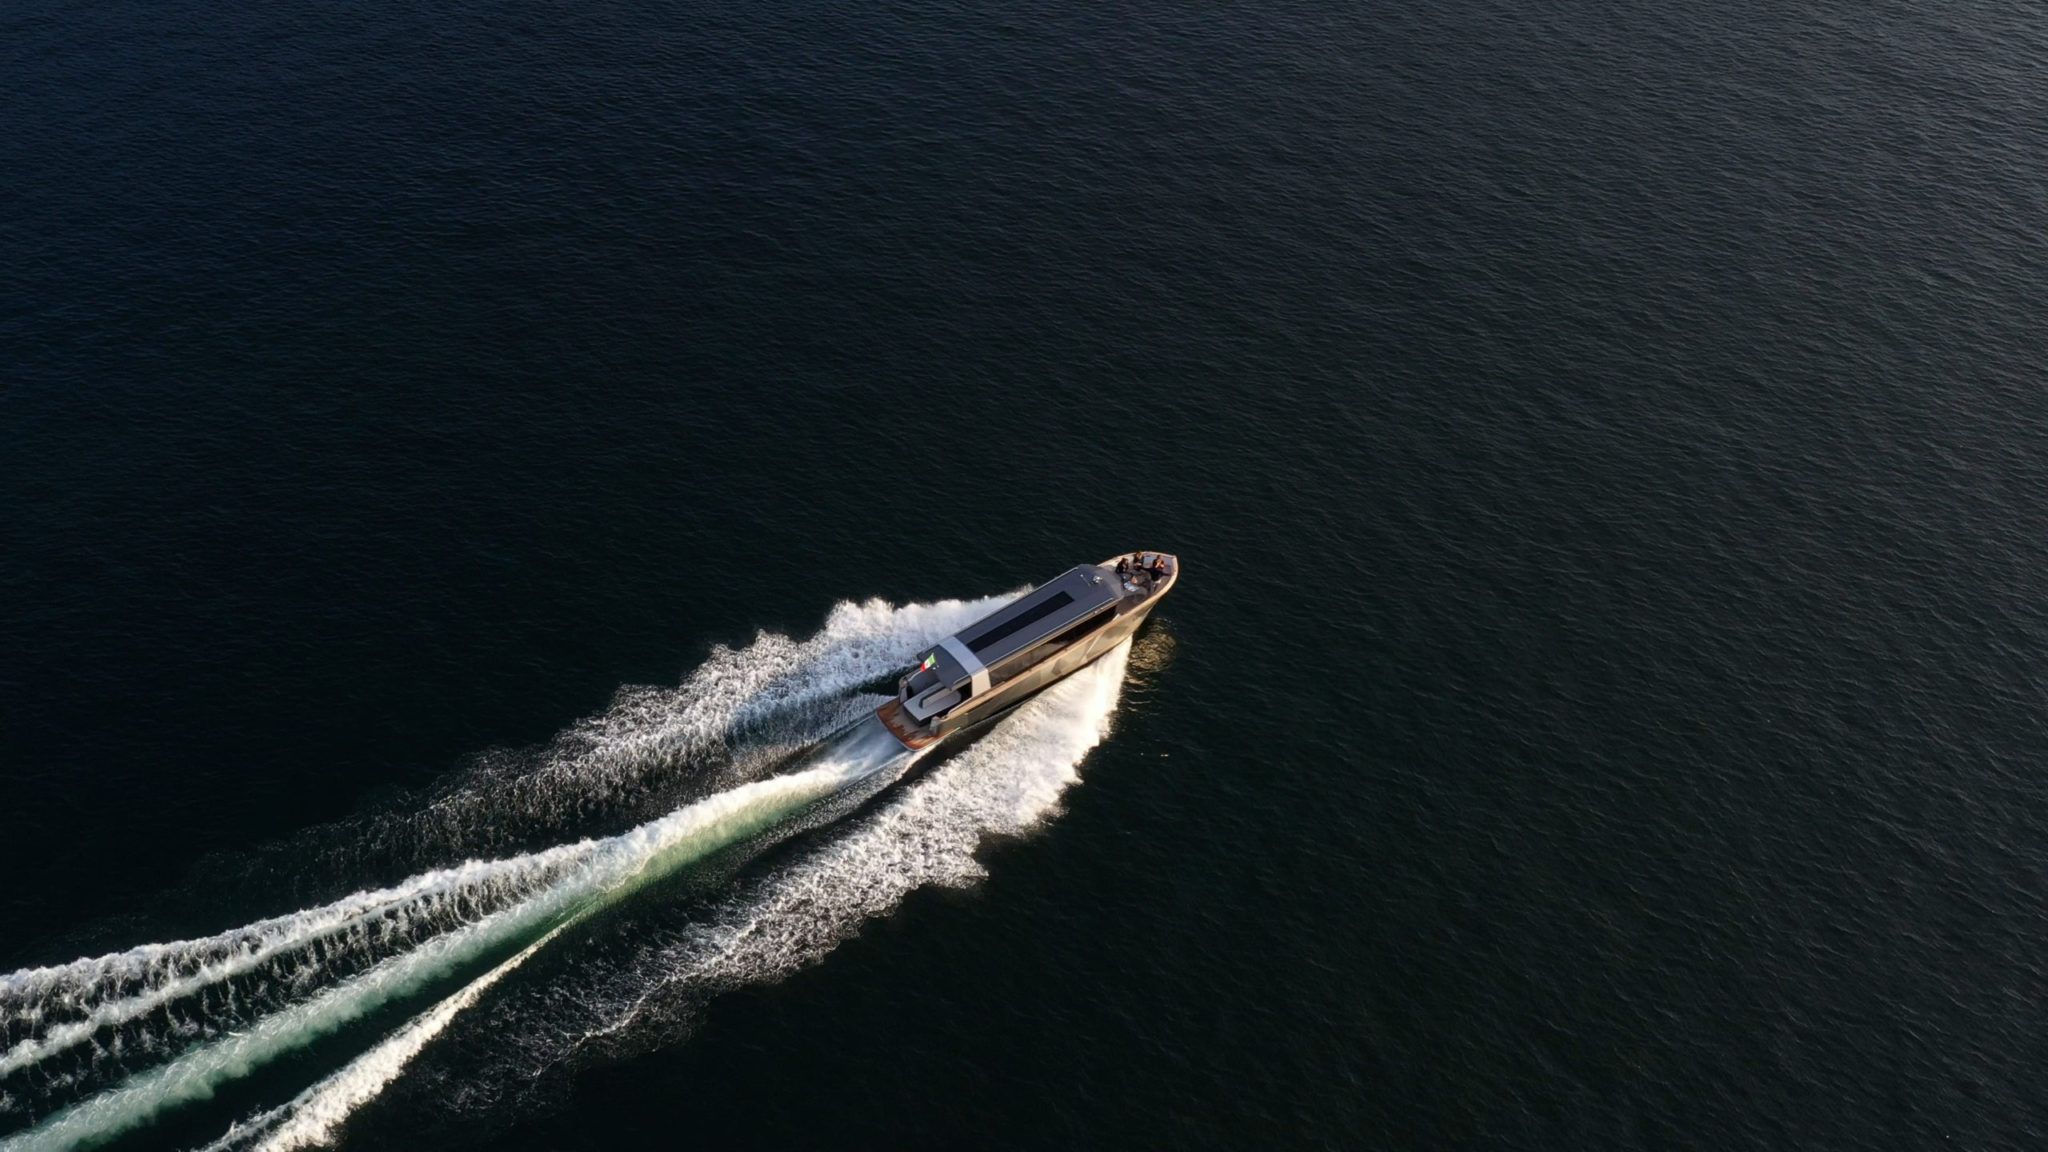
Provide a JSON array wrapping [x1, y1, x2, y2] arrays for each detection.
[[1115, 557, 1130, 582]]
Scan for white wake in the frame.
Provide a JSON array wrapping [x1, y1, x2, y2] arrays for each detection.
[[6, 724, 922, 1152], [229, 643, 1137, 1151], [0, 590, 1154, 1152], [421, 641, 1138, 1131]]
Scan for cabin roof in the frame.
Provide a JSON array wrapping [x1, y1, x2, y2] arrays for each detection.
[[957, 566, 1117, 667], [908, 566, 1119, 692]]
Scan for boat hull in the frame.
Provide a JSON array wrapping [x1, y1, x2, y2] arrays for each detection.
[[876, 552, 1176, 753], [877, 586, 1166, 751], [929, 592, 1158, 740]]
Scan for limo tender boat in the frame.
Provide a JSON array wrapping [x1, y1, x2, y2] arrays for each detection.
[[877, 552, 1178, 750]]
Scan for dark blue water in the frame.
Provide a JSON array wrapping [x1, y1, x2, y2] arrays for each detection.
[[6, 0, 2048, 1148]]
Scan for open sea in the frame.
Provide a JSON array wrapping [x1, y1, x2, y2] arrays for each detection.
[[5, 0, 2047, 1148]]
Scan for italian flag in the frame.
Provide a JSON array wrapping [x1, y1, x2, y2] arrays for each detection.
[[920, 652, 938, 672]]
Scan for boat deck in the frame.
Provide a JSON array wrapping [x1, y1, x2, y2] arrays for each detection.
[[876, 698, 939, 750], [1108, 553, 1177, 609]]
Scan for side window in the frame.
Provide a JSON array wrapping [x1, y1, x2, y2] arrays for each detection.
[[1045, 608, 1113, 653], [985, 608, 1116, 690], [989, 654, 1029, 689]]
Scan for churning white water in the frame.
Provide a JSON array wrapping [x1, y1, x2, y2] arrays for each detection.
[[424, 641, 1137, 1127], [0, 592, 1143, 1152]]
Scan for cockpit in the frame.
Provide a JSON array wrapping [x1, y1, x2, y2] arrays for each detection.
[[1110, 551, 1176, 596], [901, 658, 966, 721]]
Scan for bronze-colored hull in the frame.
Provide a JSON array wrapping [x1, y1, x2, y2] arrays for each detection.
[[928, 593, 1159, 739], [876, 553, 1176, 751]]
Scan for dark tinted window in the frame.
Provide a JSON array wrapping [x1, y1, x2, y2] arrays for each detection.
[[1045, 607, 1115, 650], [966, 591, 1074, 654], [989, 607, 1115, 687]]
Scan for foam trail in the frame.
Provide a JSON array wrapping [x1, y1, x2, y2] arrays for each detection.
[[211, 644, 1140, 1150], [0, 593, 1007, 1129], [195, 922, 576, 1152], [450, 639, 1142, 1115], [627, 641, 1132, 1017], [3, 721, 919, 1152], [305, 593, 1018, 870], [0, 846, 595, 1080]]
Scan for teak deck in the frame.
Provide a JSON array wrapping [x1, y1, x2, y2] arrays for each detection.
[[876, 699, 939, 750]]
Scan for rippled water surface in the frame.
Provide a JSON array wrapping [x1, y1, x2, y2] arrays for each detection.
[[5, 0, 2047, 1148]]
